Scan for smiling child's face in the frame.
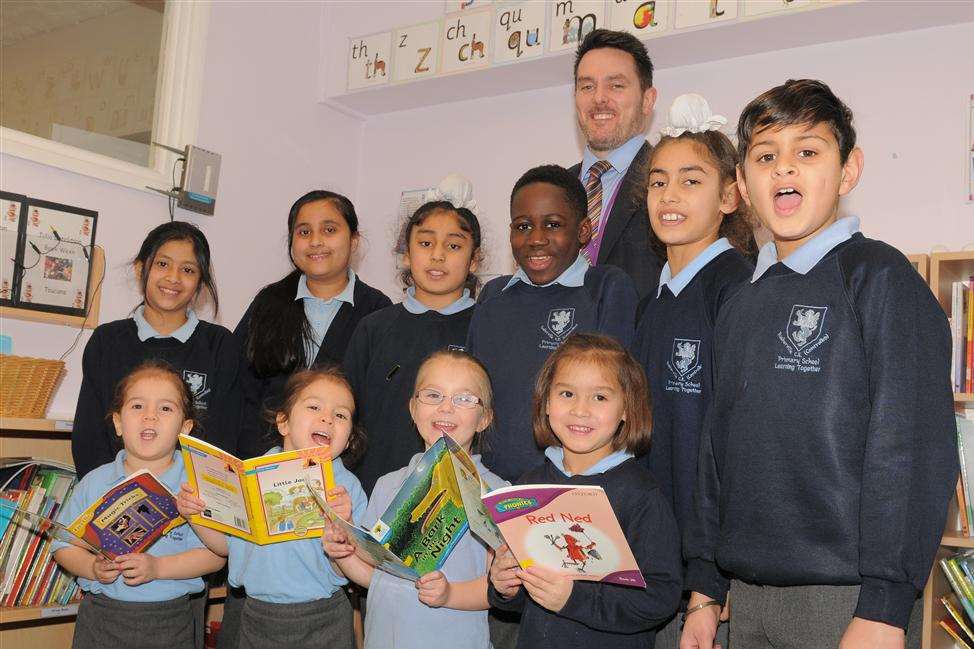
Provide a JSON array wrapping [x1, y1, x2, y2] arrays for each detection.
[[277, 377, 354, 458], [510, 182, 590, 286]]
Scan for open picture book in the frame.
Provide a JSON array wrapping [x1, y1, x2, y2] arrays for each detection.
[[309, 434, 504, 581], [481, 484, 647, 588], [2, 468, 183, 561], [179, 435, 334, 544]]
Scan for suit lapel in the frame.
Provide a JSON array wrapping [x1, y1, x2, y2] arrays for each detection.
[[597, 142, 651, 264]]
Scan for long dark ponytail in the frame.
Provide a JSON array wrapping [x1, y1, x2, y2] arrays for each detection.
[[245, 191, 359, 378]]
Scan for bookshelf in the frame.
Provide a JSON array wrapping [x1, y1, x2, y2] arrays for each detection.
[[909, 254, 931, 284], [924, 250, 974, 649], [0, 419, 227, 647]]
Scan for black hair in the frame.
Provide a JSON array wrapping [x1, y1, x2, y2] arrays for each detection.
[[245, 190, 359, 378], [646, 132, 758, 259], [395, 200, 483, 296], [574, 29, 654, 92], [510, 165, 587, 225], [133, 221, 218, 315], [737, 78, 857, 164]]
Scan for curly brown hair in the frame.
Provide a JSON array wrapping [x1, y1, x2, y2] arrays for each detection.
[[269, 365, 366, 466]]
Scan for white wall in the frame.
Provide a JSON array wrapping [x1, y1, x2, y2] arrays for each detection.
[[1, 2, 368, 418], [3, 3, 972, 421], [352, 20, 974, 298]]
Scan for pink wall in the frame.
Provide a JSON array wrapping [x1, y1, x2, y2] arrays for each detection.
[[353, 21, 974, 298], [1, 2, 372, 417]]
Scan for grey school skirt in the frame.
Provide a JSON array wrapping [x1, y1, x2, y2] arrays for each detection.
[[238, 591, 353, 649], [72, 592, 196, 649]]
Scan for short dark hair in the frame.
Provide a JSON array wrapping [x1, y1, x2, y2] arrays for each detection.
[[133, 221, 218, 316], [532, 333, 651, 456], [510, 165, 587, 224], [574, 29, 654, 92], [737, 79, 857, 163], [395, 201, 483, 296]]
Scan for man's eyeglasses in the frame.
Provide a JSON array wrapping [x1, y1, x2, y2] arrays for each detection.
[[415, 388, 482, 409]]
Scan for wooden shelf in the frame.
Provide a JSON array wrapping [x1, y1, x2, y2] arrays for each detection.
[[0, 587, 227, 626], [957, 394, 974, 404], [907, 254, 930, 283], [0, 602, 79, 624], [0, 418, 72, 433], [0, 245, 103, 330], [941, 533, 974, 549]]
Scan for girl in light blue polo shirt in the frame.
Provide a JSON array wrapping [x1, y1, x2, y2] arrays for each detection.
[[177, 366, 368, 649], [324, 349, 507, 649], [54, 360, 226, 649]]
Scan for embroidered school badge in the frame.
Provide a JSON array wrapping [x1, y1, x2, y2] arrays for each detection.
[[669, 339, 701, 381], [785, 305, 828, 352], [183, 370, 211, 408], [539, 308, 578, 350]]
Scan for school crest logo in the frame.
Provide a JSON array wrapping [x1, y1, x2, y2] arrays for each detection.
[[786, 305, 828, 351], [668, 339, 701, 380], [542, 308, 577, 341], [183, 370, 210, 407]]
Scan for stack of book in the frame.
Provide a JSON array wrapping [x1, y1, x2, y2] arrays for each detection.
[[0, 459, 80, 608], [956, 417, 974, 536], [952, 277, 974, 394], [940, 553, 974, 648]]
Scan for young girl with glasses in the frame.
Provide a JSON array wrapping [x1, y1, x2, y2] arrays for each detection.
[[324, 349, 507, 649]]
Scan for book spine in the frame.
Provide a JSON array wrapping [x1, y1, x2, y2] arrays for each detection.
[[941, 618, 974, 649], [956, 282, 964, 392], [942, 558, 974, 622], [967, 277, 973, 393], [958, 474, 970, 536]]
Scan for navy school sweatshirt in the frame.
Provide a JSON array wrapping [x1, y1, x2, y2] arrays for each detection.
[[487, 457, 683, 648], [684, 233, 957, 629], [72, 318, 245, 479], [233, 275, 391, 459], [466, 264, 638, 482], [344, 302, 474, 496], [634, 248, 753, 546]]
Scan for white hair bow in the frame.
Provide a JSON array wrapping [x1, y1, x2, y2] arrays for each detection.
[[659, 93, 727, 137], [424, 173, 479, 215]]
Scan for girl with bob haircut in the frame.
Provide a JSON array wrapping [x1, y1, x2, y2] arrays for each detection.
[[488, 332, 682, 649]]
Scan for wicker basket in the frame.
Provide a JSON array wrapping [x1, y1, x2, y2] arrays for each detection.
[[0, 355, 65, 419]]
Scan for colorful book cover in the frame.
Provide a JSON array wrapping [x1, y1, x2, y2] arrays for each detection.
[[63, 469, 182, 560], [180, 434, 334, 545], [967, 276, 973, 393], [482, 484, 647, 588], [307, 434, 502, 581], [942, 557, 974, 623]]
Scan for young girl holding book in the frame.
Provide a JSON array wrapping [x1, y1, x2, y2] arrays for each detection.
[[72, 221, 245, 479], [54, 360, 226, 649], [176, 366, 367, 649], [487, 333, 682, 649], [633, 94, 757, 647], [345, 175, 483, 495], [235, 190, 391, 459], [324, 349, 506, 649]]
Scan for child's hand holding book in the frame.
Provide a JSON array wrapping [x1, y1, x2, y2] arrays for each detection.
[[115, 553, 159, 586], [321, 522, 356, 560], [92, 556, 122, 584], [518, 563, 574, 613], [415, 571, 450, 608], [489, 544, 522, 598], [176, 482, 206, 519]]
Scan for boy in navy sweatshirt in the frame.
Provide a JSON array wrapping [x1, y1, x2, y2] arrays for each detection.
[[681, 80, 957, 649], [467, 165, 638, 482]]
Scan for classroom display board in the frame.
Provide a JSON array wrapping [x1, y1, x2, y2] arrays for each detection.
[[346, 0, 826, 92], [0, 191, 97, 318]]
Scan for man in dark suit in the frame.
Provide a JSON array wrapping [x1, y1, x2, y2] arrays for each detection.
[[570, 29, 662, 298]]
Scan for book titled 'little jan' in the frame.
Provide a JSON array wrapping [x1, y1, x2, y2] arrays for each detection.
[[482, 484, 646, 588]]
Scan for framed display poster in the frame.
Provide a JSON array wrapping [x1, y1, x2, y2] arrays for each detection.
[[16, 198, 97, 317], [0, 191, 27, 305]]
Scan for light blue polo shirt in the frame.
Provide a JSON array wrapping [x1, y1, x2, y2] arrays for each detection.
[[226, 448, 367, 603], [544, 446, 635, 476], [363, 452, 507, 649], [657, 238, 733, 298], [503, 252, 589, 291], [296, 270, 357, 364], [402, 287, 476, 315], [52, 451, 207, 602], [752, 216, 860, 282], [133, 306, 200, 342]]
